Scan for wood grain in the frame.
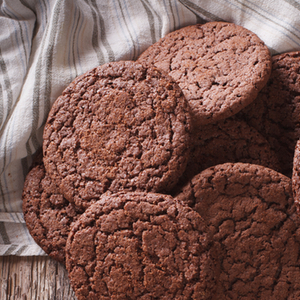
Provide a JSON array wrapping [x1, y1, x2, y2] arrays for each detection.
[[0, 256, 76, 300]]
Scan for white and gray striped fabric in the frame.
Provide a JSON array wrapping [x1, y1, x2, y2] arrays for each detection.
[[1, 0, 300, 256]]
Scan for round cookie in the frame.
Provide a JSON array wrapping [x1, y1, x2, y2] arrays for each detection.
[[65, 191, 219, 300], [237, 51, 300, 177], [175, 162, 300, 299], [22, 162, 82, 264], [138, 22, 271, 125], [43, 61, 192, 209], [175, 117, 281, 187]]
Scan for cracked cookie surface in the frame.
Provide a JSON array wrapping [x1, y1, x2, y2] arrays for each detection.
[[172, 117, 280, 195], [22, 161, 82, 264], [43, 61, 191, 209], [138, 22, 271, 125], [175, 162, 300, 299], [65, 191, 218, 300], [292, 140, 300, 207], [237, 51, 300, 177]]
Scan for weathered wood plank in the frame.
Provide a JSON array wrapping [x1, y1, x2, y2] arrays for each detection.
[[0, 256, 76, 300]]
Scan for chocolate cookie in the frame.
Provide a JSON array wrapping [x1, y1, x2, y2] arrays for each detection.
[[138, 22, 271, 125], [175, 162, 300, 299], [237, 51, 300, 177], [22, 161, 82, 264], [43, 61, 192, 209], [65, 191, 219, 300], [174, 117, 281, 188], [292, 140, 300, 207]]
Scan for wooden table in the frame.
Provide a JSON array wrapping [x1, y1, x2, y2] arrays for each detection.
[[0, 256, 76, 299]]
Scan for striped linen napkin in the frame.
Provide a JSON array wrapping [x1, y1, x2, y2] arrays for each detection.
[[1, 0, 300, 256]]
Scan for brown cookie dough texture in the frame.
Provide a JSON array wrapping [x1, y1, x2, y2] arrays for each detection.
[[237, 51, 300, 177], [43, 61, 192, 209], [66, 192, 218, 300], [175, 162, 300, 299], [175, 117, 281, 187], [22, 161, 82, 264], [138, 22, 271, 125], [292, 140, 300, 207]]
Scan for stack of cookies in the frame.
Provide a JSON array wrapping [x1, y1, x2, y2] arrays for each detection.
[[22, 22, 300, 299]]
